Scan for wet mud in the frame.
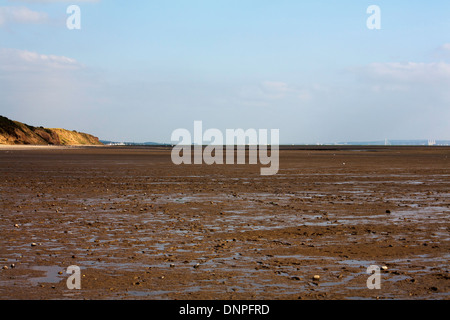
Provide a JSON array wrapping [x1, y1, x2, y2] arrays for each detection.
[[0, 146, 449, 299]]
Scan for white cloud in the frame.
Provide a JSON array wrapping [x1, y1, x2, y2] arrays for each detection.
[[439, 43, 450, 51], [0, 1, 100, 27], [0, 48, 91, 128], [238, 81, 312, 107], [351, 61, 450, 92], [8, 0, 100, 3], [0, 6, 48, 26], [434, 43, 450, 60], [0, 48, 83, 71]]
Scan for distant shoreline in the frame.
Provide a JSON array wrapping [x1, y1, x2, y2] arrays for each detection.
[[1, 144, 449, 152]]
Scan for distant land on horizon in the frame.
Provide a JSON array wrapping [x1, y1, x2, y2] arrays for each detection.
[[101, 139, 450, 146], [2, 115, 448, 147], [100, 140, 167, 146], [331, 139, 450, 146]]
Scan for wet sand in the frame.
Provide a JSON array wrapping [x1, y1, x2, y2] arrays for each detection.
[[0, 146, 449, 300]]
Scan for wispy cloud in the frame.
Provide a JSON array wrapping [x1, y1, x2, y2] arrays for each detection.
[[0, 48, 90, 127], [434, 43, 450, 60], [7, 0, 100, 3], [351, 61, 450, 91], [0, 48, 82, 71], [0, 6, 48, 27], [237, 81, 312, 107]]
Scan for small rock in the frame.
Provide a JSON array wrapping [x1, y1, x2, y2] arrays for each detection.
[[170, 264, 175, 268], [386, 210, 391, 214], [313, 275, 320, 281], [291, 276, 301, 281], [2, 266, 8, 270], [10, 264, 15, 269], [31, 243, 37, 247], [381, 266, 388, 271], [193, 263, 200, 269], [14, 224, 19, 228]]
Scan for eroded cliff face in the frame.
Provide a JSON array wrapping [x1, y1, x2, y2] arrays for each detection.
[[0, 116, 103, 146]]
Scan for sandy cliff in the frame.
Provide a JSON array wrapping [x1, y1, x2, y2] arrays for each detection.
[[0, 115, 103, 146]]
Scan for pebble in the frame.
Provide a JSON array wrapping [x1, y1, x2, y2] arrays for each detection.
[[381, 266, 388, 271], [313, 275, 320, 281], [2, 266, 8, 270], [31, 243, 37, 247], [14, 224, 19, 228]]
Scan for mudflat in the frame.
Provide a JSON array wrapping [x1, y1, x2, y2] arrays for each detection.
[[0, 146, 449, 300]]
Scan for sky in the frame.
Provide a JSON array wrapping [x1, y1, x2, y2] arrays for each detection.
[[1, 0, 450, 144]]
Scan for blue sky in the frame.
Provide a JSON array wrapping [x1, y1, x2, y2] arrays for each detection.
[[1, 0, 450, 143]]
